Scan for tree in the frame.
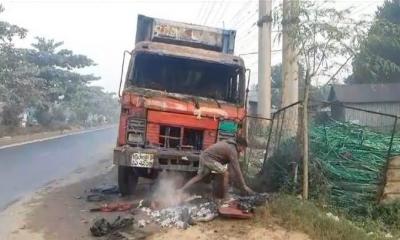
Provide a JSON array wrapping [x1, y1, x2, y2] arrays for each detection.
[[270, 64, 283, 108], [0, 5, 42, 126], [271, 63, 309, 108], [25, 37, 100, 126], [0, 5, 119, 129], [273, 0, 366, 198], [27, 37, 99, 102], [65, 85, 119, 125], [349, 0, 400, 84]]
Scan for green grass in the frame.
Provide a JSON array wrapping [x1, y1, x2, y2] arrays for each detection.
[[262, 195, 391, 240]]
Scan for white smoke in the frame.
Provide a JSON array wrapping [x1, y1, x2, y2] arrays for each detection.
[[152, 171, 189, 208]]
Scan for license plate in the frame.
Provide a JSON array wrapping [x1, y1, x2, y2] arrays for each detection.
[[131, 153, 154, 168]]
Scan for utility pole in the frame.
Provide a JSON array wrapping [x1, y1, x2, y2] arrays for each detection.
[[281, 0, 299, 136], [257, 0, 272, 119]]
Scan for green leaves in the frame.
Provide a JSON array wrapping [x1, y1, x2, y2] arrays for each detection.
[[0, 5, 118, 127], [273, 0, 366, 85], [0, 4, 27, 43], [350, 0, 400, 84], [27, 37, 96, 69]]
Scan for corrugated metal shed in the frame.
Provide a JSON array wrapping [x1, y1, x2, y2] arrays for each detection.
[[328, 83, 400, 103], [328, 84, 400, 128]]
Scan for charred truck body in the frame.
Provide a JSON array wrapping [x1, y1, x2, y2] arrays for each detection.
[[114, 15, 246, 195]]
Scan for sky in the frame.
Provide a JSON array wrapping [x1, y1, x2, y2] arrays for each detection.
[[1, 0, 384, 93]]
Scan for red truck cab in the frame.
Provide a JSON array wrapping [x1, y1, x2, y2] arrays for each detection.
[[114, 15, 246, 195]]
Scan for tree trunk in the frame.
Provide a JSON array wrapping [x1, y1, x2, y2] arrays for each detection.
[[302, 75, 310, 200]]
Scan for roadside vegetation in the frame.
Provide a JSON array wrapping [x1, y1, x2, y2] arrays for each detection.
[[247, 1, 400, 238], [252, 122, 400, 239], [0, 4, 119, 137], [262, 195, 394, 240]]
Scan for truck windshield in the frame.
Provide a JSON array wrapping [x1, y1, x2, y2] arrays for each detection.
[[128, 53, 243, 103]]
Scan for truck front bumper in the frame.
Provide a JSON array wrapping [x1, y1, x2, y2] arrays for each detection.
[[113, 145, 200, 172]]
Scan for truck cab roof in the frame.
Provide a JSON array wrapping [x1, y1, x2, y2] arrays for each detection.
[[132, 41, 245, 68]]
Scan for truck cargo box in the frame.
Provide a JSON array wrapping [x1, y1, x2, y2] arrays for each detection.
[[135, 14, 236, 54]]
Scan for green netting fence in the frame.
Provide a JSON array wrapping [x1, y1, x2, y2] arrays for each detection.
[[258, 102, 400, 215], [310, 120, 400, 214]]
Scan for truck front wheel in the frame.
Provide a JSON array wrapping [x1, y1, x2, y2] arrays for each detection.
[[118, 166, 139, 196]]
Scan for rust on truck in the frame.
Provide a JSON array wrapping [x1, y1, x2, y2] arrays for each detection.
[[133, 41, 243, 65], [114, 14, 246, 195], [135, 15, 236, 54]]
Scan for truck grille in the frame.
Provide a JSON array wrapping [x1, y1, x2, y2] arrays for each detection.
[[159, 125, 204, 150]]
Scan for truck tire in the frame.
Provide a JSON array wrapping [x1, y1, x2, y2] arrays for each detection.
[[118, 166, 139, 196]]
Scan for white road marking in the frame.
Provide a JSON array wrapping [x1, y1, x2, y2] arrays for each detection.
[[0, 126, 116, 150]]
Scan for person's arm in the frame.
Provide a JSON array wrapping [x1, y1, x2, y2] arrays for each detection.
[[229, 151, 254, 194], [230, 156, 246, 189]]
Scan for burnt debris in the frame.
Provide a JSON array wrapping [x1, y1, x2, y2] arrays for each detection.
[[90, 216, 134, 237]]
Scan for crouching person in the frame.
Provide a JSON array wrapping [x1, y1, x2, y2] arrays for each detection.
[[179, 136, 255, 198]]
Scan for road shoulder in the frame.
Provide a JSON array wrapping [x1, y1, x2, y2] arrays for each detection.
[[0, 158, 310, 240], [0, 125, 116, 149], [0, 158, 113, 240]]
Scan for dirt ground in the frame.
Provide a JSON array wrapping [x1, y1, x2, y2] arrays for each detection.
[[150, 219, 310, 240], [0, 160, 310, 240]]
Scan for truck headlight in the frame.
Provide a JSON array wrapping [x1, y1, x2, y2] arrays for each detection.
[[128, 132, 145, 143], [127, 118, 146, 145]]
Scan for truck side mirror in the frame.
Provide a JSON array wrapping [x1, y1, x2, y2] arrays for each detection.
[[244, 68, 251, 108], [118, 50, 132, 98]]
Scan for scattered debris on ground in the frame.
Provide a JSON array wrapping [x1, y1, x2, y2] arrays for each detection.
[[90, 216, 134, 237], [138, 192, 270, 229], [90, 202, 135, 212], [140, 198, 217, 229], [86, 184, 120, 202], [0, 162, 308, 240], [90, 184, 120, 195], [85, 188, 270, 234]]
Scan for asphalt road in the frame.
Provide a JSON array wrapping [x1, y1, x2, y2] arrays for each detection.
[[0, 127, 117, 210]]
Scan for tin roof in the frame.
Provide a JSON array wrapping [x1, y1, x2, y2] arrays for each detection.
[[328, 83, 400, 103]]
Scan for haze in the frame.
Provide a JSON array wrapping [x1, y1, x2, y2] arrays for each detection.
[[1, 0, 382, 92]]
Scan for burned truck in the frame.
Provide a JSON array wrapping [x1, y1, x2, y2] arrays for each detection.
[[114, 15, 247, 195]]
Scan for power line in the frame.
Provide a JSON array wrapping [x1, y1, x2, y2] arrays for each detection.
[[195, 1, 207, 23], [228, 0, 258, 28], [201, 1, 216, 25], [225, 0, 253, 27], [210, 0, 228, 26], [214, 0, 231, 27], [206, 0, 224, 25], [232, 8, 258, 30], [239, 49, 282, 56]]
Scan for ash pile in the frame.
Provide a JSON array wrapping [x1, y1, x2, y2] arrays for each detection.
[[139, 192, 270, 229], [139, 195, 218, 229]]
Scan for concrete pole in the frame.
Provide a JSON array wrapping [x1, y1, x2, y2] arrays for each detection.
[[281, 0, 299, 136], [257, 0, 272, 119]]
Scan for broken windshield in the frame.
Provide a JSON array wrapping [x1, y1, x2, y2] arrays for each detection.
[[127, 53, 244, 103]]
